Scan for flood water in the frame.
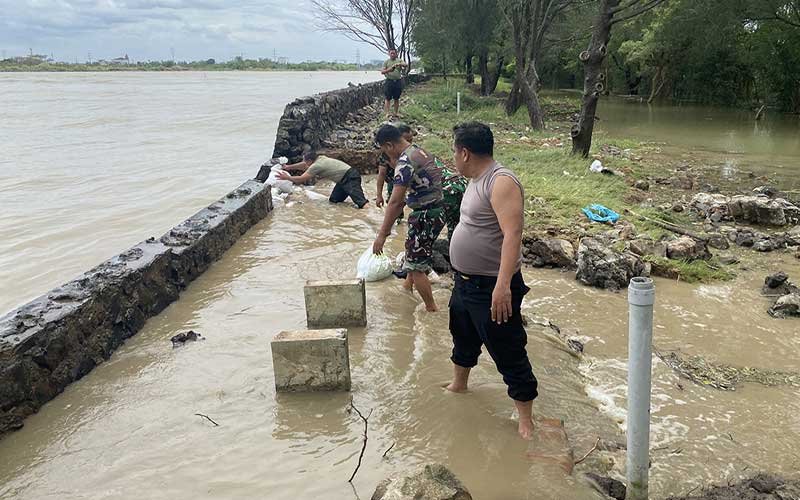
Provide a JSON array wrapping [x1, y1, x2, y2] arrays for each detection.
[[2, 75, 800, 499], [596, 95, 800, 188], [0, 71, 379, 313]]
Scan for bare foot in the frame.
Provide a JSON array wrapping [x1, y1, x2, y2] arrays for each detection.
[[445, 381, 468, 393], [425, 304, 439, 312], [518, 417, 535, 440]]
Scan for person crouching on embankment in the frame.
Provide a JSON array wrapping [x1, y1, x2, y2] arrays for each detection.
[[445, 121, 539, 440], [278, 151, 368, 208], [372, 123, 445, 312]]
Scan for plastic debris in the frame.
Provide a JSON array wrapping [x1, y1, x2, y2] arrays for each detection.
[[582, 204, 620, 223]]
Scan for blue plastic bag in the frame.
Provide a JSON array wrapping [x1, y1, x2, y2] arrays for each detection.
[[582, 204, 620, 223]]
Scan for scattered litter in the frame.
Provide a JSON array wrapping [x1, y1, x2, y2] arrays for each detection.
[[589, 159, 618, 175], [356, 247, 394, 282], [582, 204, 620, 223]]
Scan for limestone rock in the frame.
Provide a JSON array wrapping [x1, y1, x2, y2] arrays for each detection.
[[690, 193, 730, 220], [727, 195, 800, 226], [584, 473, 626, 500], [666, 236, 711, 261], [372, 464, 472, 500], [576, 237, 647, 290], [523, 237, 576, 268], [769, 293, 800, 318], [765, 272, 789, 289], [786, 226, 800, 246], [707, 233, 730, 250], [627, 236, 667, 258], [753, 185, 787, 199], [763, 272, 799, 296]]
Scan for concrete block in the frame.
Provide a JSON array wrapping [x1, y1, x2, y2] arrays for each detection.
[[271, 329, 351, 392], [304, 279, 366, 329]]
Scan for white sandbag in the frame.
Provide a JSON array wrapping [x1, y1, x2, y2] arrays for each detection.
[[356, 247, 394, 282], [395, 251, 406, 269], [266, 165, 294, 194], [304, 189, 329, 201]]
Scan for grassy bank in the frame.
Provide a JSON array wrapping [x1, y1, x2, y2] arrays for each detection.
[[401, 78, 733, 283]]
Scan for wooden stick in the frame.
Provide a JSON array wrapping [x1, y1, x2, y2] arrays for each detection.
[[755, 104, 766, 121], [624, 208, 708, 242], [382, 442, 396, 459], [348, 398, 373, 483], [195, 413, 220, 427], [574, 437, 601, 465]]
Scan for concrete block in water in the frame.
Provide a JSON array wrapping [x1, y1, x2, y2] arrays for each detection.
[[271, 329, 351, 392], [303, 279, 366, 328]]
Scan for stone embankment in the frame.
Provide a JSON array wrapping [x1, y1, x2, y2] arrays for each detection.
[[272, 74, 429, 167], [0, 181, 273, 436]]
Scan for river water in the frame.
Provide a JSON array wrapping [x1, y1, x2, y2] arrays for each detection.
[[1, 74, 800, 499]]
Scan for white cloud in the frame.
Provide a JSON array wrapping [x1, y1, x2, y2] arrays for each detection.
[[0, 0, 385, 62]]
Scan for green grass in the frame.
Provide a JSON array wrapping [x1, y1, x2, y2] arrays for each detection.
[[644, 256, 736, 283], [402, 78, 638, 229]]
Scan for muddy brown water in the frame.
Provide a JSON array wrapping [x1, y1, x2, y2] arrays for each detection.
[[2, 77, 800, 498], [1, 183, 799, 499], [595, 94, 800, 188]]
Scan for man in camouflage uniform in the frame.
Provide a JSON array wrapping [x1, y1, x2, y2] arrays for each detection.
[[436, 157, 468, 241], [377, 123, 466, 237], [373, 123, 445, 312]]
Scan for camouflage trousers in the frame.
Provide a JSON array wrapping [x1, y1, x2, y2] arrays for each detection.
[[404, 206, 445, 272]]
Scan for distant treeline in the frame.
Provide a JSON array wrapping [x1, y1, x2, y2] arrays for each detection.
[[0, 57, 381, 72]]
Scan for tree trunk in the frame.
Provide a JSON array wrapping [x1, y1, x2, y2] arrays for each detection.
[[571, 0, 616, 157], [521, 64, 544, 129], [648, 67, 666, 104], [479, 53, 489, 95], [506, 44, 526, 115], [505, 76, 523, 115], [487, 55, 504, 95], [465, 55, 475, 84]]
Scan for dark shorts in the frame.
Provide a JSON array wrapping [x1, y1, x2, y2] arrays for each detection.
[[449, 270, 538, 402], [384, 79, 403, 101], [404, 206, 445, 272], [330, 168, 368, 208]]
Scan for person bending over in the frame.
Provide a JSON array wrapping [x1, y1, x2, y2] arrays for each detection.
[[279, 151, 368, 208], [372, 124, 444, 311], [445, 121, 539, 440]]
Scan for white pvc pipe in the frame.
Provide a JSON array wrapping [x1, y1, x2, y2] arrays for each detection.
[[457, 92, 461, 115], [626, 276, 655, 500]]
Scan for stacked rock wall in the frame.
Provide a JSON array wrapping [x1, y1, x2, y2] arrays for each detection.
[[0, 181, 273, 436], [272, 74, 429, 163]]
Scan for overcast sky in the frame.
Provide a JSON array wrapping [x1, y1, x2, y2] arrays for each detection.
[[0, 0, 387, 63]]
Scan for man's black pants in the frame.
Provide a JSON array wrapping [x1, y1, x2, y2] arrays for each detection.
[[330, 168, 368, 208], [449, 270, 538, 402]]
